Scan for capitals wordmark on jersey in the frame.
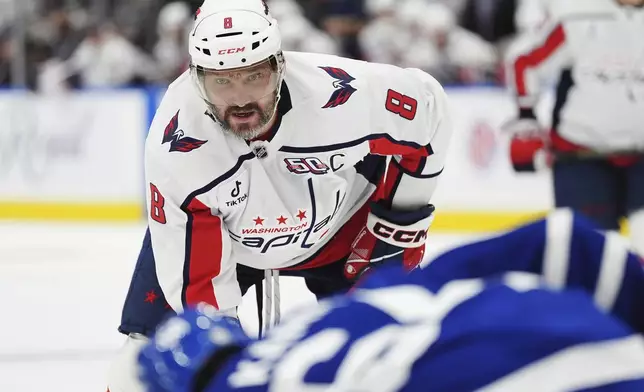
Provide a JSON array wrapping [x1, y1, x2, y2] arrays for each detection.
[[228, 179, 343, 254], [162, 110, 208, 153]]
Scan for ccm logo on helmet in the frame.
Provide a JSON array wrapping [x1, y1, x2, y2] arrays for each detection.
[[218, 47, 246, 55], [373, 223, 427, 244]]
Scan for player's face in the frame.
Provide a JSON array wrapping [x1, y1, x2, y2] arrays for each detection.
[[201, 60, 280, 140]]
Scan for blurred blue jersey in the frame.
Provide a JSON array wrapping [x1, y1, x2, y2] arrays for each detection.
[[143, 210, 644, 391]]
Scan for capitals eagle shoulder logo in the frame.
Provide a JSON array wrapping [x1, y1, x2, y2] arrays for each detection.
[[319, 66, 357, 109], [162, 110, 208, 153]]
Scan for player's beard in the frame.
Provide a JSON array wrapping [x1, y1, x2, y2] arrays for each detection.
[[213, 95, 278, 141]]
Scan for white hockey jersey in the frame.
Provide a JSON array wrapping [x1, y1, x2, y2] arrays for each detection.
[[144, 51, 451, 315], [506, 0, 644, 152]]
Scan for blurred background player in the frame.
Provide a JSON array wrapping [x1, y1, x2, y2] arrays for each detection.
[[358, 0, 498, 84], [504, 0, 644, 256], [138, 208, 644, 391], [107, 0, 452, 390]]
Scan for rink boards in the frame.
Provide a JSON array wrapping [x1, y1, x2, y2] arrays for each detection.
[[0, 87, 557, 232]]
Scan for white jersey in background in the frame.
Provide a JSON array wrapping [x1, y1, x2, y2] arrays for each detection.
[[506, 0, 644, 152], [145, 51, 451, 315]]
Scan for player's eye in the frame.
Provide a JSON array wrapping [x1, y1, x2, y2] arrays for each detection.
[[215, 78, 230, 85], [247, 72, 264, 82]]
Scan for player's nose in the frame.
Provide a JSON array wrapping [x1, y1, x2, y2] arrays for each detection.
[[226, 86, 254, 107]]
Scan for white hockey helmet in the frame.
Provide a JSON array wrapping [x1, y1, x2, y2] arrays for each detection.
[[189, 0, 282, 70], [189, 0, 285, 111]]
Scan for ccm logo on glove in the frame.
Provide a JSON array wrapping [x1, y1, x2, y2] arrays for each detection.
[[372, 223, 427, 244]]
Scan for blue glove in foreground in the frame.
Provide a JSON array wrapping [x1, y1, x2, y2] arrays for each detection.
[[138, 304, 249, 392]]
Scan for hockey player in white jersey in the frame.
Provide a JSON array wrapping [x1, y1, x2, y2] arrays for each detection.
[[504, 0, 644, 255], [107, 0, 451, 390]]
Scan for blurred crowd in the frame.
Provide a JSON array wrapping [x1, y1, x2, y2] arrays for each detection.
[[0, 0, 547, 91]]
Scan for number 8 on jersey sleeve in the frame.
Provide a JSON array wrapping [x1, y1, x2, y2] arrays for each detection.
[[385, 89, 418, 121]]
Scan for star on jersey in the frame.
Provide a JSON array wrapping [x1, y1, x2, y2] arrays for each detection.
[[277, 215, 288, 225], [253, 216, 265, 226], [297, 210, 307, 221], [144, 290, 158, 304], [320, 66, 357, 109], [162, 110, 208, 153]]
